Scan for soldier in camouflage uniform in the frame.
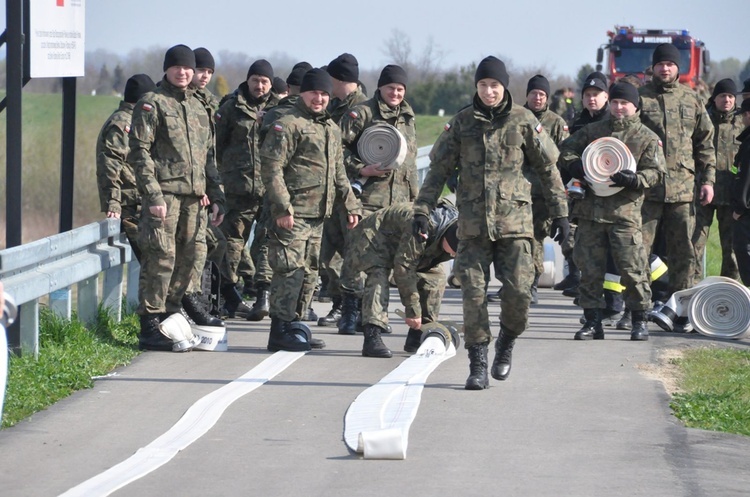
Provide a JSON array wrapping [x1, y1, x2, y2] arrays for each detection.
[[215, 60, 276, 319], [337, 64, 419, 335], [414, 56, 569, 390], [128, 45, 225, 351], [342, 200, 458, 358], [731, 99, 750, 284], [260, 68, 362, 352], [96, 73, 155, 263], [692, 79, 742, 281], [317, 54, 369, 328], [639, 44, 715, 332], [558, 82, 666, 341]]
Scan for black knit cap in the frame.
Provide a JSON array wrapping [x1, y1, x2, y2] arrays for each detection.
[[652, 43, 681, 67], [741, 99, 750, 114], [474, 56, 509, 88], [327, 53, 359, 83], [581, 71, 608, 95], [608, 81, 640, 108], [711, 78, 738, 99], [193, 47, 215, 71], [300, 68, 333, 95], [286, 61, 312, 86], [124, 74, 156, 104], [443, 223, 459, 253], [246, 59, 274, 80], [163, 44, 195, 71], [526, 74, 551, 96], [743, 78, 750, 94], [273, 76, 288, 94], [377, 64, 408, 88]]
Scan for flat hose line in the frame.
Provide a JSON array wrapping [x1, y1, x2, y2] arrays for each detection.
[[357, 123, 408, 171], [581, 136, 635, 197]]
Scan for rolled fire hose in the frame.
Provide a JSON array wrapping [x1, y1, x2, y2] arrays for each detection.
[[357, 123, 408, 172], [581, 137, 636, 197], [0, 294, 17, 419], [159, 312, 202, 352], [651, 276, 750, 339], [343, 317, 459, 459]]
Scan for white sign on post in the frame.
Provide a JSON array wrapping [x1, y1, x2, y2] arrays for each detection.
[[29, 0, 85, 78]]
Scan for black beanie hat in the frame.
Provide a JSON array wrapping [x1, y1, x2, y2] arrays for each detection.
[[246, 59, 274, 81], [163, 44, 195, 71], [444, 223, 459, 253], [526, 74, 551, 96], [741, 99, 750, 114], [378, 64, 408, 88], [608, 82, 640, 108], [300, 68, 333, 95], [273, 76, 288, 94], [474, 56, 510, 88], [581, 71, 608, 95], [652, 43, 681, 67], [124, 74, 156, 103], [742, 78, 750, 94], [286, 61, 313, 86], [711, 78, 738, 99], [193, 47, 215, 71], [327, 53, 359, 83]]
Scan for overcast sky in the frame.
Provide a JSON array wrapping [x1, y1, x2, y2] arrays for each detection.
[[4, 0, 748, 79]]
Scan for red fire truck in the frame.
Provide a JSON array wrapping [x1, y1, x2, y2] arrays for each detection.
[[596, 26, 710, 88]]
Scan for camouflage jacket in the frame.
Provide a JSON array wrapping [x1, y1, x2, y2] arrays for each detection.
[[215, 83, 273, 199], [558, 112, 666, 226], [259, 95, 298, 143], [704, 104, 743, 206], [96, 101, 139, 213], [328, 86, 368, 125], [260, 98, 362, 220], [570, 103, 610, 135], [523, 104, 570, 197], [731, 126, 750, 215], [349, 201, 457, 318], [639, 80, 716, 203], [128, 77, 224, 207], [415, 93, 568, 241], [195, 87, 222, 189], [340, 89, 419, 212]]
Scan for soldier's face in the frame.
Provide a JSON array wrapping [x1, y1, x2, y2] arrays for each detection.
[[192, 68, 213, 90], [582, 88, 607, 112], [713, 93, 736, 113], [247, 75, 272, 98], [610, 99, 637, 119], [653, 61, 679, 84], [166, 66, 195, 89], [301, 90, 330, 113], [526, 89, 547, 112], [477, 78, 505, 108], [380, 83, 406, 107]]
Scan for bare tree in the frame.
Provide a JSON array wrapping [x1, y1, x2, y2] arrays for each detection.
[[382, 28, 412, 72]]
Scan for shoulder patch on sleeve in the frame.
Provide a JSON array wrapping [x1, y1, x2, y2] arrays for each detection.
[[349, 110, 359, 119], [657, 139, 663, 147], [273, 123, 283, 132], [214, 112, 222, 122], [142, 103, 153, 112], [125, 125, 131, 134], [535, 122, 543, 133], [563, 125, 569, 132], [444, 123, 452, 131]]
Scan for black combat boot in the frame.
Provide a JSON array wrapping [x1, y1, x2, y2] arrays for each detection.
[[267, 317, 312, 352], [630, 311, 649, 341], [616, 308, 632, 330], [362, 324, 393, 358], [317, 296, 342, 327], [575, 308, 604, 340], [138, 314, 173, 351], [246, 283, 270, 321], [337, 292, 361, 335], [182, 293, 225, 327], [403, 328, 423, 353], [301, 307, 318, 322], [465, 343, 489, 390], [554, 259, 581, 291], [221, 284, 253, 319], [491, 327, 516, 381]]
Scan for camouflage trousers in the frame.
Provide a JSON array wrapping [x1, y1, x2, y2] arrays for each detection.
[[319, 204, 348, 299], [137, 194, 200, 315], [219, 193, 262, 285], [642, 200, 695, 295], [362, 265, 446, 330], [251, 205, 273, 286], [455, 236, 533, 347], [531, 196, 551, 278], [692, 203, 739, 281], [120, 204, 142, 262], [340, 207, 379, 296], [733, 216, 750, 286], [188, 223, 230, 294], [268, 217, 323, 322], [573, 219, 651, 311]]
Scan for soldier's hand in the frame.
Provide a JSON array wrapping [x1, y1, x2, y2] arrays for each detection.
[[550, 217, 570, 245], [405, 317, 422, 330], [347, 214, 359, 230], [699, 185, 714, 206], [609, 170, 639, 189], [412, 214, 429, 241], [210, 203, 225, 227], [149, 204, 167, 221], [360, 163, 388, 177], [106, 211, 121, 219], [276, 214, 294, 230], [569, 159, 585, 180], [733, 211, 743, 220], [446, 170, 459, 193], [199, 194, 211, 207]]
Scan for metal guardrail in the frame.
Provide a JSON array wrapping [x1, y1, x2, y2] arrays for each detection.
[[416, 145, 433, 186], [0, 218, 134, 356]]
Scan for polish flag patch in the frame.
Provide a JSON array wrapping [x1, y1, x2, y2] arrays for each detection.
[[273, 123, 283, 132], [141, 103, 153, 112], [534, 122, 543, 133], [444, 123, 451, 131], [563, 125, 569, 132], [214, 112, 222, 122], [125, 125, 131, 134], [349, 110, 358, 119], [658, 139, 663, 147]]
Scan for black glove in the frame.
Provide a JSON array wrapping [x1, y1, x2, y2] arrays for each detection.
[[609, 170, 639, 189], [446, 170, 459, 193], [550, 217, 570, 245], [212, 202, 226, 216], [412, 214, 430, 241], [568, 159, 585, 180]]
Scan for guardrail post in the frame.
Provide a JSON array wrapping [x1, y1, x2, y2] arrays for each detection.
[[20, 300, 40, 358], [49, 288, 72, 320], [77, 275, 99, 325], [102, 265, 123, 321], [126, 260, 140, 311]]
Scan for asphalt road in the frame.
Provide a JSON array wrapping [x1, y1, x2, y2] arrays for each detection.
[[1, 287, 749, 497]]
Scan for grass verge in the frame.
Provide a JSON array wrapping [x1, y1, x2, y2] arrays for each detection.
[[1, 307, 140, 428], [669, 347, 750, 437]]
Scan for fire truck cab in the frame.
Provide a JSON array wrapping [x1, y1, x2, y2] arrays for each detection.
[[596, 26, 710, 88]]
